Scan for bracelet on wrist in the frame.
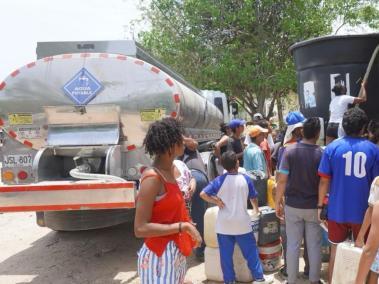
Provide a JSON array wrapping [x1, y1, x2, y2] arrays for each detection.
[[317, 205, 324, 209], [179, 222, 182, 233]]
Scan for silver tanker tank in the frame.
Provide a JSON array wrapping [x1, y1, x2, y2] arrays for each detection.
[[0, 47, 223, 231], [0, 52, 222, 149]]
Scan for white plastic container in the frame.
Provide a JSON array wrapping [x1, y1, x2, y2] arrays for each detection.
[[332, 242, 362, 284], [204, 206, 219, 248], [258, 240, 282, 272], [204, 206, 260, 248], [204, 246, 253, 283]]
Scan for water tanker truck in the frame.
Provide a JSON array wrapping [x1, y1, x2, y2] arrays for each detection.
[[0, 40, 228, 231]]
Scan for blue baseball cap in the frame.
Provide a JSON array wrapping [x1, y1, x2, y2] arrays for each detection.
[[228, 119, 246, 129], [285, 111, 306, 126]]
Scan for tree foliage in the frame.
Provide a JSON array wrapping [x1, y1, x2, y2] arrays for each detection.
[[138, 0, 379, 119]]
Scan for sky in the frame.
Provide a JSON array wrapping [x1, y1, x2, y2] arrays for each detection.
[[0, 0, 145, 80], [0, 1, 375, 81]]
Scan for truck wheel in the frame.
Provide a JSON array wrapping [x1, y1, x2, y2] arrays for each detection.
[[43, 209, 135, 231]]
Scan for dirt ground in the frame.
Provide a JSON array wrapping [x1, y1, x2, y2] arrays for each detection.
[[0, 212, 329, 284]]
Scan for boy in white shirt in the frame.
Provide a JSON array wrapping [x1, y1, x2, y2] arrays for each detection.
[[200, 151, 272, 284]]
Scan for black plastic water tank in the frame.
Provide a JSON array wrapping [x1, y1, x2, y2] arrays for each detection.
[[290, 33, 379, 121]]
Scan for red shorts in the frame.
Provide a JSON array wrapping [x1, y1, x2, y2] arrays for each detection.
[[328, 220, 362, 244]]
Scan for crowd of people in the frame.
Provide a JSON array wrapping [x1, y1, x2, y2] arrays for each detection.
[[133, 82, 379, 284]]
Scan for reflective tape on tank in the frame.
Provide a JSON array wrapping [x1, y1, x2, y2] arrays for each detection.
[[11, 70, 20, 77], [150, 66, 160, 74], [165, 78, 174, 87], [43, 56, 54, 62], [26, 62, 36, 68], [0, 125, 34, 148], [23, 140, 33, 148], [8, 130, 17, 138], [0, 181, 136, 212]]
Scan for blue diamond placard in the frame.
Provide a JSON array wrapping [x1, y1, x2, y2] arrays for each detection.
[[62, 68, 103, 105]]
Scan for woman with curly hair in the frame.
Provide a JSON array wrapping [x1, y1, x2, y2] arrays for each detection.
[[134, 117, 202, 284]]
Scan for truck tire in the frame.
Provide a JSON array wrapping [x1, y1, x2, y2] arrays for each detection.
[[43, 209, 135, 231]]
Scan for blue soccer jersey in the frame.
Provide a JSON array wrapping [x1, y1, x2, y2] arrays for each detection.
[[318, 137, 379, 223]]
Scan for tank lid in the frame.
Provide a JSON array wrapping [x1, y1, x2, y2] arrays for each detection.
[[289, 33, 379, 54]]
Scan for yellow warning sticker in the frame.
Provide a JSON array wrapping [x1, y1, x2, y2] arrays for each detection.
[[140, 108, 166, 122], [8, 113, 33, 125]]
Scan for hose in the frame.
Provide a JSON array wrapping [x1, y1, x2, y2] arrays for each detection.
[[69, 168, 126, 182], [358, 44, 379, 99]]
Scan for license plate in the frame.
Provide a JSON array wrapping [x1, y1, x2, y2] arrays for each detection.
[[3, 155, 33, 168]]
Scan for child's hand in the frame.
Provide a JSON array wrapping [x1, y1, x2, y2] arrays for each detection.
[[215, 197, 225, 209]]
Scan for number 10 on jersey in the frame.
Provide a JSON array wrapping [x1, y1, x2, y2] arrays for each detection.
[[342, 151, 367, 178]]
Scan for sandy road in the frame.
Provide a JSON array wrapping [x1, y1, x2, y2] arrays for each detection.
[[0, 212, 325, 284], [0, 212, 208, 284]]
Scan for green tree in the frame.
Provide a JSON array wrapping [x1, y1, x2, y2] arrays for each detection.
[[138, 0, 379, 119]]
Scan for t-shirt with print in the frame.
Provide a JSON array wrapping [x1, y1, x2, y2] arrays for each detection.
[[368, 176, 379, 206], [329, 95, 355, 123], [279, 142, 323, 209], [202, 173, 257, 235], [318, 137, 379, 223], [173, 160, 192, 193]]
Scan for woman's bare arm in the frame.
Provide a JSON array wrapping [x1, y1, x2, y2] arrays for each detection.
[[355, 80, 368, 103], [355, 202, 379, 283], [214, 135, 229, 158]]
